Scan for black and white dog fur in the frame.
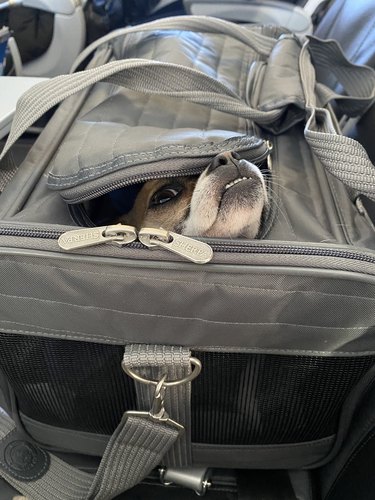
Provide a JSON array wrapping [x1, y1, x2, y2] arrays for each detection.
[[118, 151, 268, 238]]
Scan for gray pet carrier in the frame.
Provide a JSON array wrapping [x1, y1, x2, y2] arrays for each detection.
[[0, 15, 374, 500]]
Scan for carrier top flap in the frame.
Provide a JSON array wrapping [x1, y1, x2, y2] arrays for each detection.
[[40, 24, 309, 203], [2, 17, 374, 201]]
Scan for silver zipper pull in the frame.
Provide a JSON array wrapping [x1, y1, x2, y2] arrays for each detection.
[[58, 224, 137, 251], [138, 227, 213, 264]]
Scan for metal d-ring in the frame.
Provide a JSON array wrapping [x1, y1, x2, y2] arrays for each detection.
[[122, 356, 202, 387]]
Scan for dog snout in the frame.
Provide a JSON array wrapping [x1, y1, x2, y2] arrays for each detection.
[[207, 151, 241, 173]]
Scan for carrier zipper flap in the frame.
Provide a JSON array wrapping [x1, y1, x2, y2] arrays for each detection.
[[48, 137, 269, 204]]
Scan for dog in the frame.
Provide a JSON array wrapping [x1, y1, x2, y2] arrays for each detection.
[[118, 151, 268, 239]]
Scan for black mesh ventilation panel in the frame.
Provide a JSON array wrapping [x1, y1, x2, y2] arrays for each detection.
[[0, 334, 374, 445]]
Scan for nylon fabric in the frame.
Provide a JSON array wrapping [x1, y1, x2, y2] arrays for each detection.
[[0, 252, 375, 353]]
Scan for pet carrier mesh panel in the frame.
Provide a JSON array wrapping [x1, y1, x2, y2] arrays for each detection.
[[0, 333, 373, 446]]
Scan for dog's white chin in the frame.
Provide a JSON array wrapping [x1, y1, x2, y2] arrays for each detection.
[[181, 161, 267, 239], [182, 201, 264, 238]]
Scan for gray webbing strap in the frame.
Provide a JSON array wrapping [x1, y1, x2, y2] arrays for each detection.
[[87, 414, 180, 499], [0, 345, 185, 500], [123, 344, 193, 467], [298, 40, 375, 202], [305, 108, 375, 201], [0, 151, 18, 192], [0, 58, 283, 162], [307, 36, 375, 116]]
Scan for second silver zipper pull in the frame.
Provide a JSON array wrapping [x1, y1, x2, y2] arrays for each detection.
[[138, 227, 213, 264]]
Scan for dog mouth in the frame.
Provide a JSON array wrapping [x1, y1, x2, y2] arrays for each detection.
[[224, 176, 249, 190], [182, 156, 268, 238]]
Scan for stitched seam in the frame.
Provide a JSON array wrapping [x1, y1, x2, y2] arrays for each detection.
[[274, 137, 297, 238], [0, 307, 372, 330], [0, 323, 119, 343], [110, 121, 127, 162], [2, 258, 374, 302], [48, 136, 260, 186], [237, 42, 251, 133], [193, 436, 335, 450], [0, 431, 49, 481], [328, 175, 353, 245], [1, 324, 374, 356]]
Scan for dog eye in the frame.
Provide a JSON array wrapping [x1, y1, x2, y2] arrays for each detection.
[[149, 184, 183, 207]]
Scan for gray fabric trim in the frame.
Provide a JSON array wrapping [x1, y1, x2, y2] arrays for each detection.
[[20, 413, 109, 457], [0, 249, 374, 355], [192, 436, 335, 469], [123, 344, 193, 467], [47, 135, 263, 192]]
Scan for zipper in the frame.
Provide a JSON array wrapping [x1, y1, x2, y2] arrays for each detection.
[[69, 143, 273, 228], [61, 142, 271, 204], [58, 225, 214, 264], [1, 223, 375, 267]]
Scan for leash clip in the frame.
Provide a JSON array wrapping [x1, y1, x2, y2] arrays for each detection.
[[150, 375, 169, 421]]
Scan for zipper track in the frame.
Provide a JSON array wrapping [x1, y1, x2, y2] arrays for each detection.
[[70, 166, 206, 204], [1, 224, 375, 265], [70, 147, 271, 225], [63, 145, 270, 204]]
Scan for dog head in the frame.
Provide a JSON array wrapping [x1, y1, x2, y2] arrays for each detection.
[[118, 151, 268, 238]]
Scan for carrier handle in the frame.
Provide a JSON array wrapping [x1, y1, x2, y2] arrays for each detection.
[[0, 24, 374, 200], [0, 57, 286, 163]]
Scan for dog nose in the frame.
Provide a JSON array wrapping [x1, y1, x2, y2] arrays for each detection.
[[208, 151, 240, 172]]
